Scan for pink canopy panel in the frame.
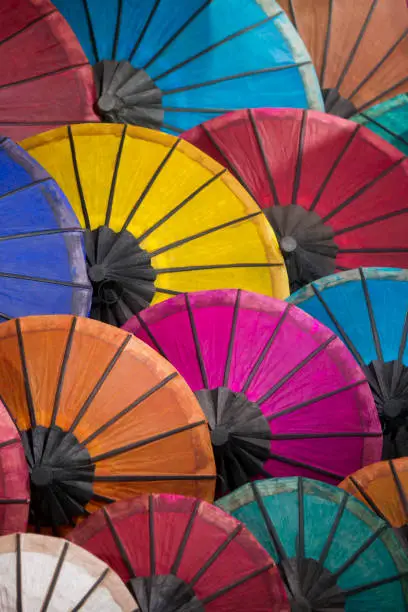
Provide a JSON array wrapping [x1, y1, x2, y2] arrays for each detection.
[[124, 290, 382, 495]]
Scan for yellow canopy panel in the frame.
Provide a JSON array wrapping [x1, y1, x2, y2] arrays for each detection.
[[22, 124, 288, 326]]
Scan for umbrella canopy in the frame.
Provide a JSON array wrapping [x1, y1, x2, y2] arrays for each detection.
[[0, 533, 136, 610], [0, 138, 91, 321], [123, 289, 381, 494], [69, 493, 290, 611], [352, 94, 408, 155], [289, 267, 408, 459], [339, 458, 408, 550], [0, 400, 29, 535], [183, 108, 408, 292], [22, 124, 288, 326], [279, 0, 408, 117], [50, 0, 323, 133], [217, 478, 408, 610], [0, 315, 215, 534], [0, 0, 98, 141]]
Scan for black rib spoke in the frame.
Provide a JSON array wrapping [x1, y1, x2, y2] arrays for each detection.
[[103, 508, 136, 578], [292, 111, 307, 204], [348, 476, 387, 521], [358, 111, 408, 146], [287, 0, 298, 30], [93, 473, 216, 483], [15, 319, 36, 429], [333, 206, 408, 236], [0, 271, 89, 289], [71, 569, 110, 611], [0, 312, 11, 320], [392, 313, 408, 395], [0, 228, 84, 242], [223, 290, 241, 386], [0, 63, 89, 91], [266, 451, 345, 480], [343, 571, 408, 598], [81, 0, 99, 62], [41, 541, 69, 611], [154, 287, 181, 296], [16, 534, 22, 612], [251, 481, 288, 562], [320, 0, 333, 85], [170, 499, 200, 575], [0, 438, 20, 450], [297, 477, 305, 580], [111, 0, 123, 60], [67, 126, 90, 230], [0, 9, 56, 47], [132, 313, 167, 359], [155, 262, 282, 273], [248, 109, 280, 206], [128, 0, 162, 62], [339, 247, 408, 253], [148, 495, 156, 578], [189, 524, 243, 587], [50, 317, 77, 428], [389, 460, 408, 519], [0, 177, 52, 202], [330, 524, 388, 582], [105, 125, 127, 226], [360, 268, 384, 365], [0, 498, 28, 505], [201, 562, 274, 605], [185, 294, 208, 388], [269, 431, 381, 440], [355, 76, 408, 114]]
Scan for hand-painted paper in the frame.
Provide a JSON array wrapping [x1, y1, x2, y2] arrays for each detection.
[[279, 0, 408, 117], [22, 124, 288, 326], [0, 315, 215, 534], [0, 138, 91, 321], [0, 0, 98, 141], [183, 108, 408, 292], [352, 94, 408, 155], [0, 533, 136, 610], [218, 478, 408, 610], [289, 268, 408, 459], [50, 0, 323, 133], [69, 494, 290, 611], [124, 289, 381, 493]]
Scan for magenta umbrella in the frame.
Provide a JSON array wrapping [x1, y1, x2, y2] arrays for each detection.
[[124, 290, 382, 495]]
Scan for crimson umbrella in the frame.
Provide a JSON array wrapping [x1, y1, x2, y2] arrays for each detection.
[[0, 400, 29, 535], [124, 289, 382, 494], [0, 0, 98, 141], [183, 108, 408, 292], [69, 494, 290, 611]]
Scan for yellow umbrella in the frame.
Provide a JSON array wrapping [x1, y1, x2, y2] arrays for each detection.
[[22, 125, 288, 326]]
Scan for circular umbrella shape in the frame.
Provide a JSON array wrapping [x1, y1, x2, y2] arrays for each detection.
[[0, 138, 91, 321], [0, 0, 98, 141], [279, 0, 408, 117], [0, 315, 215, 534], [22, 124, 288, 326], [123, 289, 381, 494], [69, 493, 289, 611], [0, 533, 136, 610], [289, 267, 408, 458], [352, 94, 408, 155], [50, 0, 323, 133], [183, 108, 408, 292], [0, 400, 29, 535], [217, 477, 408, 610], [339, 458, 408, 550]]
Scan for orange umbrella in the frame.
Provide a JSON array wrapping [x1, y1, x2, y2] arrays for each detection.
[[0, 315, 215, 534], [339, 458, 408, 548]]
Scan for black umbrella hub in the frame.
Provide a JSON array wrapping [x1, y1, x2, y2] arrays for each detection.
[[323, 88, 357, 119], [129, 575, 203, 612]]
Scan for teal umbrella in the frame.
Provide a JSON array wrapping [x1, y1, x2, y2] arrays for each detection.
[[353, 94, 408, 155]]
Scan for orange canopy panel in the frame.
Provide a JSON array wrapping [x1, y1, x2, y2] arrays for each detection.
[[0, 315, 215, 534]]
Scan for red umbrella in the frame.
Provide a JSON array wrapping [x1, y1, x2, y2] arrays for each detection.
[[0, 400, 29, 535], [183, 108, 408, 292], [69, 494, 289, 611], [0, 0, 98, 141]]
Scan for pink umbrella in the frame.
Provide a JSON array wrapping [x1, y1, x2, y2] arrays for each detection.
[[124, 290, 382, 495]]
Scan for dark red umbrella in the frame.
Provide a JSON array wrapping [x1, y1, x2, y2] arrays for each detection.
[[69, 494, 290, 611], [183, 108, 408, 292], [0, 400, 29, 535], [0, 0, 98, 140]]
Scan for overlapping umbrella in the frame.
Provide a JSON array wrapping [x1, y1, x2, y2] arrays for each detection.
[[0, 315, 215, 533], [218, 478, 408, 610], [50, 0, 323, 132], [124, 289, 381, 494], [289, 267, 408, 458], [0, 137, 91, 321], [22, 124, 288, 326], [0, 0, 98, 141], [353, 94, 408, 154], [279, 0, 408, 117], [69, 493, 290, 611], [183, 108, 408, 292]]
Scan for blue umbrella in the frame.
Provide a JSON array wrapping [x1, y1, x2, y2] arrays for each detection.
[[217, 477, 408, 611], [51, 0, 323, 132], [353, 94, 408, 155], [288, 268, 408, 459], [0, 138, 91, 321]]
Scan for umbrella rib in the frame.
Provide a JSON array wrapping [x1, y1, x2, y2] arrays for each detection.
[[330, 524, 388, 582], [0, 228, 84, 242], [0, 271, 90, 289], [333, 206, 408, 236], [0, 438, 20, 449], [79, 372, 178, 447], [355, 76, 408, 114], [155, 262, 283, 273], [392, 312, 408, 396], [152, 14, 282, 82], [348, 475, 388, 521], [248, 108, 280, 206], [287, 0, 298, 30], [68, 334, 132, 434], [40, 541, 69, 612], [132, 313, 168, 358], [102, 507, 136, 578], [339, 247, 408, 253], [292, 110, 307, 205], [155, 287, 181, 296], [343, 570, 408, 599], [333, 0, 379, 93], [0, 9, 57, 47], [105, 125, 127, 226], [163, 106, 234, 114], [359, 267, 384, 364], [297, 477, 305, 575], [223, 289, 241, 386], [136, 169, 226, 243], [71, 569, 110, 612], [250, 481, 289, 562], [266, 451, 345, 480], [185, 293, 209, 388], [0, 312, 11, 320], [111, 0, 123, 60], [81, 0, 99, 63], [16, 534, 22, 612], [148, 495, 156, 578], [170, 499, 200, 575], [161, 62, 313, 95], [0, 177, 52, 201], [309, 125, 360, 212], [319, 0, 333, 86], [120, 139, 180, 233], [15, 319, 36, 429], [269, 431, 381, 440], [0, 63, 90, 91], [201, 561, 275, 605], [93, 473, 216, 482], [0, 498, 28, 505], [242, 304, 291, 394], [358, 112, 408, 146], [128, 0, 162, 63], [161, 122, 184, 134], [257, 335, 337, 405], [389, 459, 408, 519], [50, 317, 77, 428], [67, 126, 90, 230], [348, 28, 408, 101]]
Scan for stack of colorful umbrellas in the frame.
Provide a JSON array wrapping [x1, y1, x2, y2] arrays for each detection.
[[0, 0, 406, 609]]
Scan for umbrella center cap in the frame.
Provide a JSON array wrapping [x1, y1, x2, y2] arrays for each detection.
[[211, 425, 229, 446], [383, 397, 403, 418], [31, 466, 53, 487], [88, 264, 106, 283], [97, 93, 118, 113], [282, 557, 345, 611], [281, 235, 298, 253], [128, 574, 203, 611]]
